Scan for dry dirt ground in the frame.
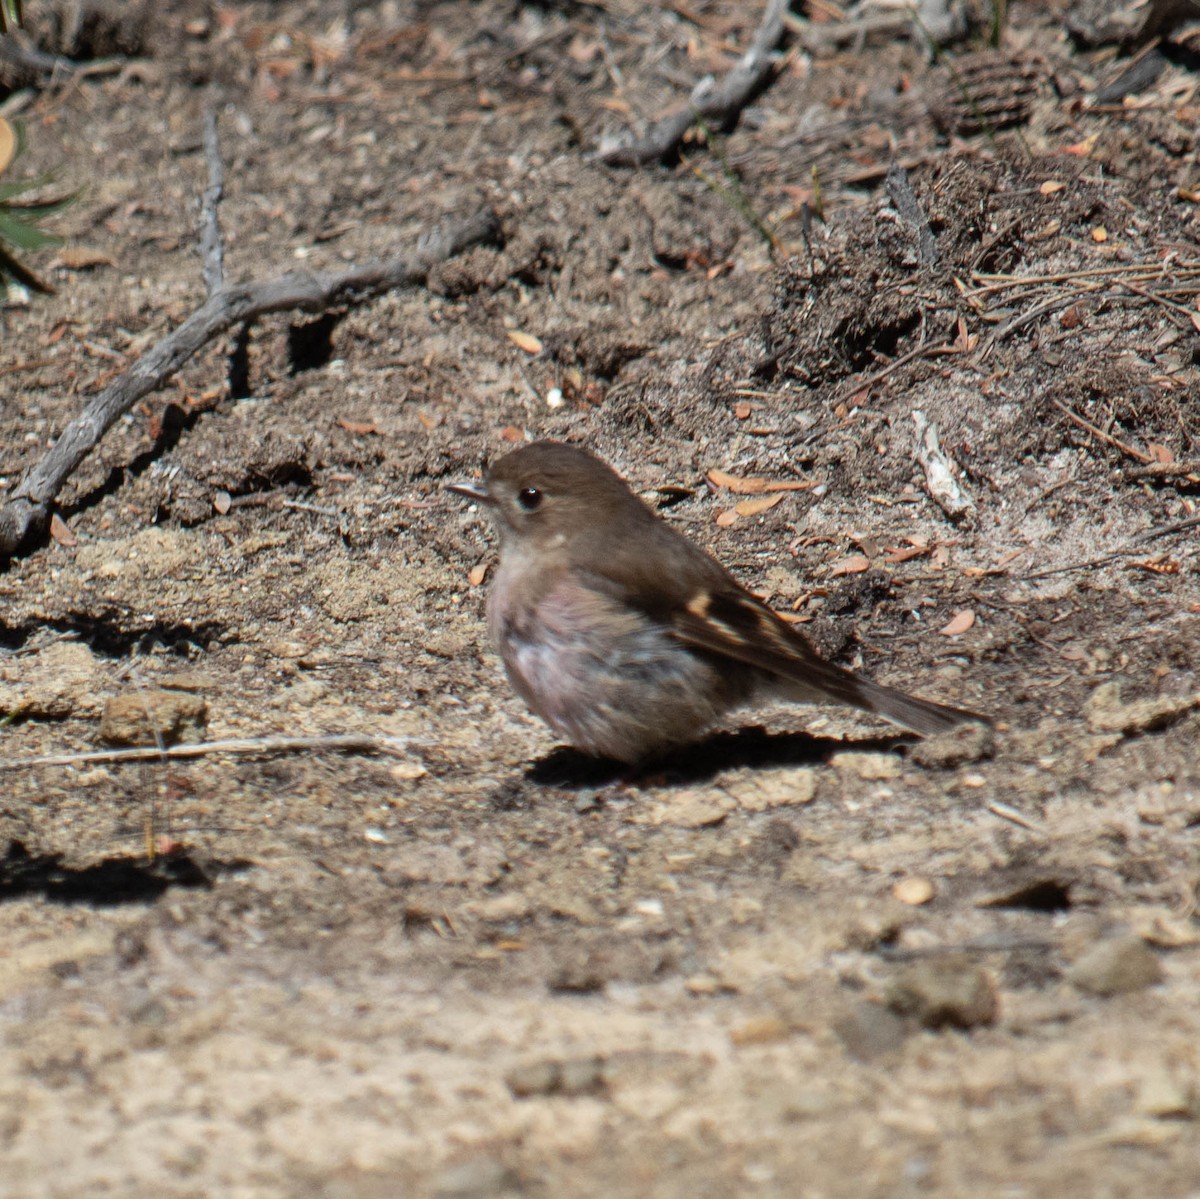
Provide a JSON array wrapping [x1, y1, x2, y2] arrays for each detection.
[[2, 2, 1200, 1196]]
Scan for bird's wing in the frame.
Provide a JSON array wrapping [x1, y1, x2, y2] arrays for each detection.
[[669, 585, 987, 736], [575, 527, 986, 736]]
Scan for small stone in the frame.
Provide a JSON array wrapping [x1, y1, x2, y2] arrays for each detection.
[[1135, 1071, 1194, 1119], [833, 1002, 911, 1061], [885, 956, 999, 1029], [468, 893, 533, 923], [558, 1056, 606, 1095], [892, 877, 936, 906], [1131, 908, 1200, 948], [829, 751, 901, 780], [433, 1156, 521, 1199], [724, 766, 816, 811], [1068, 936, 1163, 996], [505, 1056, 605, 1098], [729, 1015, 789, 1046], [909, 721, 995, 768], [632, 788, 735, 828], [100, 689, 208, 746], [777, 1086, 835, 1121], [1084, 682, 1200, 735], [390, 761, 428, 781], [504, 1060, 559, 1098], [0, 641, 103, 719]]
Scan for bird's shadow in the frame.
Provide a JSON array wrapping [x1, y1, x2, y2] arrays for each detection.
[[526, 724, 916, 790]]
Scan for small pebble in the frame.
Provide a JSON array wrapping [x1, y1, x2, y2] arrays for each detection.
[[885, 956, 999, 1029], [909, 721, 994, 768], [892, 877, 936, 906], [1067, 936, 1163, 997], [833, 1002, 910, 1061]]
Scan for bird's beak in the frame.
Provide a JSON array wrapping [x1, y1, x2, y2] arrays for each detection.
[[445, 479, 491, 503]]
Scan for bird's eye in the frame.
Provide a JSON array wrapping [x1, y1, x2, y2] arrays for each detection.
[[516, 487, 543, 512]]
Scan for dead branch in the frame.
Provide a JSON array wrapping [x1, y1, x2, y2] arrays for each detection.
[[1124, 460, 1200, 483], [198, 106, 225, 298], [0, 732, 425, 770], [1050, 398, 1154, 465], [599, 0, 788, 168], [0, 205, 499, 556]]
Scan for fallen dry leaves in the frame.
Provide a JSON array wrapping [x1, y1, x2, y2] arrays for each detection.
[[939, 609, 976, 636], [829, 553, 870, 577], [734, 493, 784, 517], [506, 330, 543, 355], [707, 467, 813, 494], [48, 513, 77, 547]]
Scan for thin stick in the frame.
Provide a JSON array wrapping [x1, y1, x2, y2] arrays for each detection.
[[1019, 513, 1200, 580], [1125, 459, 1200, 482], [0, 207, 499, 555], [987, 801, 1044, 833], [599, 0, 788, 167], [1134, 512, 1200, 543], [1050, 398, 1154, 464], [969, 261, 1200, 290], [0, 733, 424, 770], [842, 339, 958, 397], [199, 107, 225, 298]]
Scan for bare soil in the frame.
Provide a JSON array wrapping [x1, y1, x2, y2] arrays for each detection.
[[2, 3, 1200, 1196]]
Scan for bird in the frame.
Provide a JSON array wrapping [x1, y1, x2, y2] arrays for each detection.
[[448, 440, 986, 763]]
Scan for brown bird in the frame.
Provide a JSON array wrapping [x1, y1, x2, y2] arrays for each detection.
[[450, 441, 986, 763]]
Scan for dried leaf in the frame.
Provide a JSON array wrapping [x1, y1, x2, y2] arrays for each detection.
[[52, 246, 115, 271], [884, 544, 929, 564], [0, 118, 13, 176], [715, 509, 739, 528], [735, 493, 784, 517], [49, 513, 77, 546], [707, 468, 811, 495], [829, 553, 870, 577], [1146, 442, 1174, 465], [1039, 179, 1065, 195], [939, 609, 976, 636], [336, 417, 377, 435], [507, 330, 543, 354]]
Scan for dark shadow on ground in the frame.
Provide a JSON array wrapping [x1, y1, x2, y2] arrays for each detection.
[[526, 724, 916, 789], [0, 840, 252, 905]]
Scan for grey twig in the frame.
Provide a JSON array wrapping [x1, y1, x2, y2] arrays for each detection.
[[0, 32, 82, 78], [199, 107, 225, 298], [0, 732, 426, 770], [885, 161, 938, 269], [599, 0, 789, 168], [0, 207, 500, 556]]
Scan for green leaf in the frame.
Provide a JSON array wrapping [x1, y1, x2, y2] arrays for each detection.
[[0, 210, 62, 251], [0, 0, 23, 34]]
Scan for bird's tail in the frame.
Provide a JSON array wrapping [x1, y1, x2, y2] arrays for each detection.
[[777, 659, 987, 736]]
